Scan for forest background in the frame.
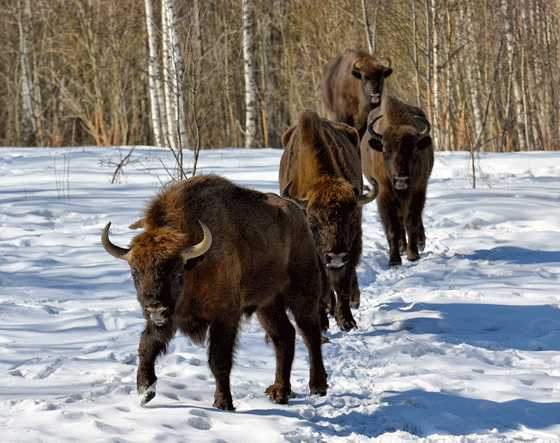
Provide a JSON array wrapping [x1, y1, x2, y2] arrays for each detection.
[[2, 0, 559, 152]]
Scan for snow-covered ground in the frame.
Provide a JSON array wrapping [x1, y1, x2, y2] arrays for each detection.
[[1, 147, 560, 442]]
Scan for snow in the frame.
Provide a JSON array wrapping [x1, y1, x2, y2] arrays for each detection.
[[1, 147, 560, 442]]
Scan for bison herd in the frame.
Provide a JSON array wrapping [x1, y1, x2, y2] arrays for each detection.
[[102, 48, 434, 410]]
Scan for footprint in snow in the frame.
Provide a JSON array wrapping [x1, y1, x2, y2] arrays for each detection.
[[187, 416, 212, 431]]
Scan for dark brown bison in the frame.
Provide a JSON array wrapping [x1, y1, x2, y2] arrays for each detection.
[[323, 48, 393, 137], [361, 95, 434, 266], [101, 175, 328, 410], [280, 110, 378, 331]]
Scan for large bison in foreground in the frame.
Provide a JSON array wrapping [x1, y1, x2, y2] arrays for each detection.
[[323, 48, 393, 137], [280, 110, 378, 331], [361, 95, 434, 266], [101, 175, 328, 410]]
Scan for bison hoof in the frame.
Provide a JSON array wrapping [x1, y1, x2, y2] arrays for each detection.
[[138, 382, 156, 407], [309, 382, 328, 397], [336, 315, 357, 331], [350, 300, 360, 309], [265, 384, 290, 404], [321, 334, 330, 344], [389, 256, 402, 266], [407, 249, 420, 261], [213, 396, 235, 411]]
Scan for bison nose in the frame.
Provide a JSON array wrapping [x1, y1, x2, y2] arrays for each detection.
[[392, 176, 410, 190], [325, 252, 349, 269], [370, 93, 381, 107], [145, 304, 168, 326]]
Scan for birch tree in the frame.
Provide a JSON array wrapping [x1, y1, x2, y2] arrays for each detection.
[[144, 0, 164, 146], [242, 0, 258, 148], [502, 0, 524, 149], [361, 0, 376, 55], [17, 0, 38, 145]]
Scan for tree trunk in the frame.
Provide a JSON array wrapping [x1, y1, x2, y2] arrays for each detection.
[[361, 0, 376, 55], [242, 0, 258, 148], [502, 0, 524, 149], [18, 0, 37, 145], [165, 0, 188, 155], [144, 0, 164, 146]]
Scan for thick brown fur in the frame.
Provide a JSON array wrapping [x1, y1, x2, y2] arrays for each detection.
[[280, 110, 373, 331], [112, 175, 329, 410], [323, 48, 393, 138], [361, 95, 435, 266]]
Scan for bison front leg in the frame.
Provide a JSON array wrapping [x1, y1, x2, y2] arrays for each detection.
[[332, 269, 358, 331], [137, 322, 175, 406], [257, 301, 295, 404], [208, 321, 238, 411], [378, 197, 404, 266], [349, 272, 360, 309], [405, 192, 427, 261]]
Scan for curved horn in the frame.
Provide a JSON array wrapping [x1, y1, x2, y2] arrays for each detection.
[[181, 221, 212, 263], [379, 56, 392, 68], [101, 222, 131, 261], [352, 59, 363, 71], [368, 114, 383, 139], [414, 115, 431, 137], [358, 180, 379, 207]]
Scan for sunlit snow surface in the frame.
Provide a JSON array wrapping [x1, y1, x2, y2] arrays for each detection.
[[1, 147, 560, 442]]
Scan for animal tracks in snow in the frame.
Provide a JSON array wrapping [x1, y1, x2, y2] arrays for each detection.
[[1, 148, 560, 442]]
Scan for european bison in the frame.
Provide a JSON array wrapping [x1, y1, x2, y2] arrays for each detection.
[[280, 110, 378, 331], [101, 175, 328, 410], [323, 48, 393, 137], [361, 95, 434, 266]]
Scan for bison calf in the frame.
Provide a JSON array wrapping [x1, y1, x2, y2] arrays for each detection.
[[101, 175, 328, 410], [361, 95, 434, 266], [280, 110, 378, 331]]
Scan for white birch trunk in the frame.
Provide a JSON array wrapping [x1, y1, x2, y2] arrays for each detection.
[[165, 0, 188, 151], [361, 0, 375, 55], [144, 0, 164, 146], [502, 0, 524, 148], [429, 0, 440, 149], [242, 0, 258, 148], [464, 4, 484, 146], [161, 0, 176, 149], [18, 0, 37, 145]]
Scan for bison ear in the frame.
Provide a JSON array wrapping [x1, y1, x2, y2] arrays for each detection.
[[368, 137, 384, 152], [282, 126, 295, 148], [351, 68, 362, 80], [383, 67, 393, 78], [417, 134, 432, 151]]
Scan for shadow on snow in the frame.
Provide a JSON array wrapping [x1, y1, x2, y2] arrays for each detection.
[[369, 302, 560, 351]]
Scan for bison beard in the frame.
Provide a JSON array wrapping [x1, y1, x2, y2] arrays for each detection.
[[101, 175, 328, 410]]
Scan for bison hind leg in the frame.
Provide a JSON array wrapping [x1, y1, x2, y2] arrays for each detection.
[[257, 301, 295, 404]]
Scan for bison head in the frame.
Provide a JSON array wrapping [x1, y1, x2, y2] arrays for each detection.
[[351, 57, 392, 109], [101, 221, 212, 326], [368, 115, 431, 192], [283, 177, 377, 270]]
